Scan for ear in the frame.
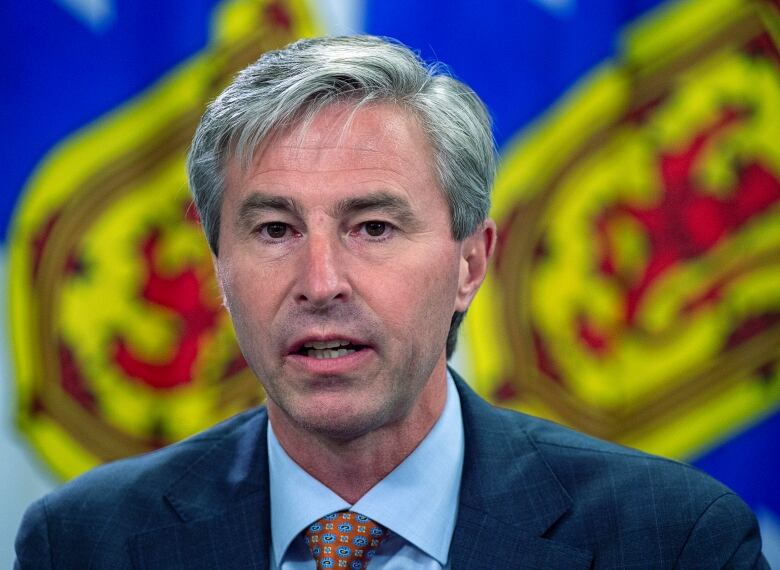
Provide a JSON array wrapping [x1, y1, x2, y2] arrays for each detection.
[[454, 219, 497, 312]]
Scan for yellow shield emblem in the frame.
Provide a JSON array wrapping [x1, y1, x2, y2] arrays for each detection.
[[9, 0, 318, 479], [468, 0, 780, 458]]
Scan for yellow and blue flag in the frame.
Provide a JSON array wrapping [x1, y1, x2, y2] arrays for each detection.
[[3, 0, 779, 563], [366, 0, 780, 558]]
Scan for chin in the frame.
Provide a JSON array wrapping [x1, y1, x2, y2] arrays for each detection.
[[292, 400, 398, 441]]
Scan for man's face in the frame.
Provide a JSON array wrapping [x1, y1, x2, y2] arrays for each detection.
[[216, 103, 484, 440]]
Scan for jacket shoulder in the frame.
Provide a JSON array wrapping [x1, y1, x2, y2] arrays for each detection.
[[495, 407, 765, 567], [488, 405, 728, 503], [45, 406, 265, 512], [15, 407, 267, 569]]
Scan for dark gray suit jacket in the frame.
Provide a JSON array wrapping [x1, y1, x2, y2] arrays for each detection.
[[15, 374, 769, 568]]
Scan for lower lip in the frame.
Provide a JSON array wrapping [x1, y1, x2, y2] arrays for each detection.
[[285, 348, 376, 375]]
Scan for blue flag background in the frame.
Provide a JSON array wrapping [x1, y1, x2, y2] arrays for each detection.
[[1, 1, 221, 227]]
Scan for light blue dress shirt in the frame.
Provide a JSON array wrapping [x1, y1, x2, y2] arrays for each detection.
[[268, 373, 465, 569]]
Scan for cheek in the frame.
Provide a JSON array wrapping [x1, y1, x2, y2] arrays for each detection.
[[220, 255, 287, 314], [218, 271, 274, 348], [362, 246, 460, 333]]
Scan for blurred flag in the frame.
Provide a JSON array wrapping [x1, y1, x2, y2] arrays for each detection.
[[4, 0, 319, 480], [366, 0, 780, 555], [3, 0, 779, 562]]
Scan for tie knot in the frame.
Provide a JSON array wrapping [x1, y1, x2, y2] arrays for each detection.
[[304, 511, 388, 569]]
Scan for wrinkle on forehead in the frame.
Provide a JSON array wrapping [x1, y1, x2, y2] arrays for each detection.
[[224, 103, 440, 206], [282, 100, 416, 150], [235, 101, 432, 175]]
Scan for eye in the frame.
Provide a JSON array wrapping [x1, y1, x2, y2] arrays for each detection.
[[351, 220, 395, 242], [257, 222, 293, 240], [363, 221, 388, 237]]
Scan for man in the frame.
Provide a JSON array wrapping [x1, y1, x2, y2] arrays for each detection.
[[15, 35, 768, 569]]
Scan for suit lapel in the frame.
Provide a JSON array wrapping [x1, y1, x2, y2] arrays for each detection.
[[451, 373, 593, 569], [130, 410, 272, 570]]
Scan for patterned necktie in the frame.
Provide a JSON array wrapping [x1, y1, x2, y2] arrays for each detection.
[[304, 511, 388, 569]]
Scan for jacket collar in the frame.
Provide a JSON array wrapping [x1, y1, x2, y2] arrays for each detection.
[[449, 371, 593, 569], [162, 409, 269, 522], [131, 409, 272, 569]]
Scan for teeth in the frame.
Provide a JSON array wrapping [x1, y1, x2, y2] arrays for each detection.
[[303, 340, 351, 350], [306, 348, 356, 359]]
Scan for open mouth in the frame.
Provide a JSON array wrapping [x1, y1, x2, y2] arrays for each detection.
[[295, 339, 369, 360]]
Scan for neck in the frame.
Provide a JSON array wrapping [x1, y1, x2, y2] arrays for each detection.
[[269, 368, 448, 504]]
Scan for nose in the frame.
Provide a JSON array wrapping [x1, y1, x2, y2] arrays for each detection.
[[294, 232, 352, 308]]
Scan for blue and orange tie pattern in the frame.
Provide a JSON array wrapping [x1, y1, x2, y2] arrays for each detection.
[[304, 511, 388, 569]]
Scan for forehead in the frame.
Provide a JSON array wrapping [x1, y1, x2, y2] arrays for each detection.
[[225, 102, 441, 200]]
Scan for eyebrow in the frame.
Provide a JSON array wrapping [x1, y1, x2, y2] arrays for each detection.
[[332, 191, 420, 228], [236, 194, 305, 230], [236, 190, 422, 230]]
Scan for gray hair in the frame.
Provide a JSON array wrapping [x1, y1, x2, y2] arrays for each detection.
[[187, 35, 495, 358]]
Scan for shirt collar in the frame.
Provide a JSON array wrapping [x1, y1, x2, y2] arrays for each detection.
[[268, 372, 464, 567]]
